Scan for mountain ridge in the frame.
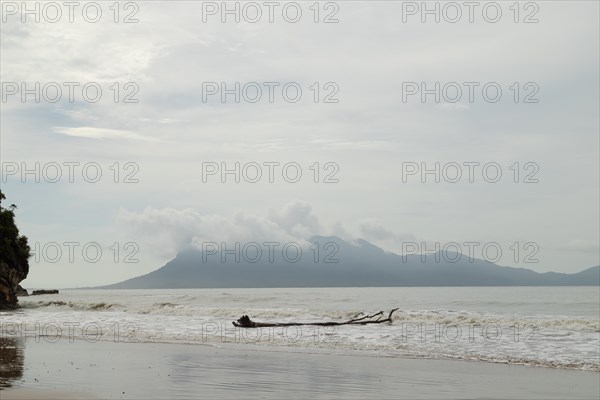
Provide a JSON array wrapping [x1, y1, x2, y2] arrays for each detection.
[[98, 236, 600, 288]]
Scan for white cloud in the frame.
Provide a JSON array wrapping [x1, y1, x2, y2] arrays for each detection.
[[116, 201, 321, 258], [115, 201, 430, 261], [358, 219, 419, 253], [268, 200, 320, 238], [53, 126, 158, 141]]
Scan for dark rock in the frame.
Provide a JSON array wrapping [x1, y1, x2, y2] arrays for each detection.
[[0, 262, 28, 309], [15, 285, 28, 297], [0, 191, 31, 309], [31, 289, 59, 296]]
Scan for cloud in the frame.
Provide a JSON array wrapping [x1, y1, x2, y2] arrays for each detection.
[[359, 219, 396, 240], [331, 221, 352, 241], [53, 126, 157, 141], [358, 219, 419, 252], [116, 201, 320, 258], [117, 201, 427, 260], [268, 200, 320, 238]]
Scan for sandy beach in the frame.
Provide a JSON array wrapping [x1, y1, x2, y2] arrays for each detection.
[[1, 337, 598, 400]]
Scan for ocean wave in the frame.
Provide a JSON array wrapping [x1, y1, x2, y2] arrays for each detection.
[[19, 300, 599, 333], [6, 308, 599, 373], [20, 300, 124, 311], [389, 310, 600, 333]]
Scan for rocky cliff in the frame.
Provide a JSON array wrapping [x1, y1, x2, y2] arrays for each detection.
[[0, 191, 30, 309], [0, 262, 29, 309]]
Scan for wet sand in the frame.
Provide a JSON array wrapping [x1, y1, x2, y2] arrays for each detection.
[[1, 338, 599, 399]]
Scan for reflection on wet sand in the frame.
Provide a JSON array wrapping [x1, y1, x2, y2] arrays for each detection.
[[0, 337, 24, 389]]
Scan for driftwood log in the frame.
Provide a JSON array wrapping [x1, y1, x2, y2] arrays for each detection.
[[233, 308, 399, 328]]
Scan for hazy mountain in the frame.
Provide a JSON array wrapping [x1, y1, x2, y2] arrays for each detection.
[[100, 236, 600, 288]]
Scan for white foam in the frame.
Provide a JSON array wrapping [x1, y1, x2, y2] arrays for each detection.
[[7, 287, 599, 372]]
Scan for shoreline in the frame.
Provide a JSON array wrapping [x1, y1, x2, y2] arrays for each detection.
[[3, 325, 599, 373], [1, 338, 599, 399]]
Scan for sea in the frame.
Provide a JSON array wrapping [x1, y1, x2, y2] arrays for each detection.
[[2, 287, 599, 372]]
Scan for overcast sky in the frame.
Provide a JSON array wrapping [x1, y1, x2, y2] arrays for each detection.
[[1, 1, 598, 288]]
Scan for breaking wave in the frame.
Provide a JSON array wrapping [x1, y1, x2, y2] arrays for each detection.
[[10, 288, 599, 373], [20, 300, 599, 333]]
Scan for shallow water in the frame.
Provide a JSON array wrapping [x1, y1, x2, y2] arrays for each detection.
[[2, 340, 599, 399]]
